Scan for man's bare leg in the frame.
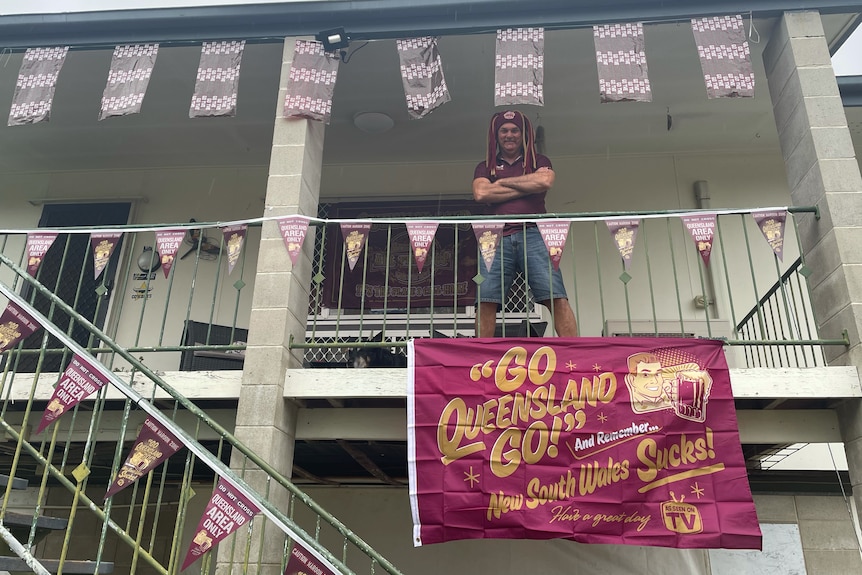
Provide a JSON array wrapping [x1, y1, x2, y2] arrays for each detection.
[[545, 298, 578, 337], [476, 302, 498, 338]]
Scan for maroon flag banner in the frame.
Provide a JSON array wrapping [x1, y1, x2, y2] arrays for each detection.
[[100, 44, 159, 120], [340, 222, 372, 271], [752, 210, 787, 261], [221, 224, 247, 276], [90, 232, 122, 280], [606, 219, 640, 270], [283, 541, 338, 575], [155, 229, 185, 279], [495, 28, 544, 107], [593, 23, 651, 103], [396, 37, 451, 119], [537, 220, 570, 271], [36, 355, 109, 434], [472, 222, 505, 273], [277, 216, 310, 266], [181, 477, 260, 571], [681, 214, 716, 268], [284, 40, 339, 124], [8, 47, 69, 126], [408, 337, 761, 549], [26, 232, 58, 277], [105, 416, 183, 498], [691, 15, 755, 99], [0, 301, 40, 354], [190, 40, 245, 118], [406, 222, 439, 274]]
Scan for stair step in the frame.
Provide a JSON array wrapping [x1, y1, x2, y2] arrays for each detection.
[[0, 557, 113, 574], [2, 512, 67, 531], [0, 476, 27, 491]]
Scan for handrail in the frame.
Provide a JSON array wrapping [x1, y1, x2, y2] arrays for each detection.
[[734, 257, 803, 331]]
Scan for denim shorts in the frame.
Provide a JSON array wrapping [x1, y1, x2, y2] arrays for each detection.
[[476, 226, 568, 307]]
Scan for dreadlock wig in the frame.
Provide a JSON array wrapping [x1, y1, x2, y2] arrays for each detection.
[[487, 110, 537, 178]]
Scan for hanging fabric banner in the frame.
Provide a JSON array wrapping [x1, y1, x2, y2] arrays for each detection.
[[8, 47, 69, 126], [91, 232, 123, 280], [155, 229, 186, 279], [537, 220, 570, 271], [606, 219, 640, 270], [495, 28, 544, 107], [277, 216, 310, 266], [408, 337, 762, 549], [284, 541, 338, 575], [181, 477, 261, 571], [284, 40, 340, 124], [0, 301, 41, 354], [221, 224, 247, 276], [36, 355, 109, 434], [26, 232, 58, 277], [472, 222, 505, 273], [593, 23, 652, 103], [340, 222, 372, 271], [396, 37, 451, 120], [405, 221, 439, 274], [691, 15, 755, 99], [99, 44, 159, 120], [681, 214, 717, 267], [189, 40, 245, 118], [105, 416, 183, 498], [752, 209, 787, 261]]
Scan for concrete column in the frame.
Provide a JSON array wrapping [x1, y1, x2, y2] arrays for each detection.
[[763, 9, 862, 554], [216, 37, 324, 575]]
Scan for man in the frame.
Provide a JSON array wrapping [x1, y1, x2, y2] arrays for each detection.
[[623, 352, 672, 414], [472, 109, 578, 338]]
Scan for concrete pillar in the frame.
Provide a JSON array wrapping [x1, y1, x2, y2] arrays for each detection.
[[763, 9, 862, 551], [216, 37, 323, 575]]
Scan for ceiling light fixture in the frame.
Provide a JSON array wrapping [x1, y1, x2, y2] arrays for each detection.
[[353, 111, 395, 135]]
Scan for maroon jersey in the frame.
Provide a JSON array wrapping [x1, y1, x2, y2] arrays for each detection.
[[474, 153, 552, 234]]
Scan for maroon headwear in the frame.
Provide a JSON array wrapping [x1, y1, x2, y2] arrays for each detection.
[[486, 110, 538, 178]]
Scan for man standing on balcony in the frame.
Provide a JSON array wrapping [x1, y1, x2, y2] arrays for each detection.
[[472, 110, 578, 338]]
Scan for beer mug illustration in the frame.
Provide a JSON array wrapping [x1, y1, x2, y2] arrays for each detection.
[[671, 370, 712, 422]]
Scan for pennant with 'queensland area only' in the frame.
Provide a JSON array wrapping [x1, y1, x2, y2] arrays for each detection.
[[277, 216, 310, 266], [593, 22, 651, 103], [340, 222, 372, 271], [105, 416, 183, 498], [37, 354, 109, 435], [284, 541, 338, 575], [91, 232, 122, 280], [26, 232, 57, 277], [681, 214, 716, 267], [606, 219, 640, 271], [495, 28, 544, 107], [397, 37, 451, 119], [100, 44, 159, 120], [155, 229, 186, 279], [181, 477, 260, 571], [691, 15, 755, 99], [537, 220, 570, 271], [190, 40, 245, 118], [284, 40, 339, 124], [752, 209, 787, 261], [8, 47, 69, 126], [406, 222, 439, 274], [472, 222, 505, 274], [221, 224, 247, 276], [0, 301, 40, 354]]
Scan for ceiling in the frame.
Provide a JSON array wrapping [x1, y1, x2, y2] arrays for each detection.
[[0, 14, 857, 178]]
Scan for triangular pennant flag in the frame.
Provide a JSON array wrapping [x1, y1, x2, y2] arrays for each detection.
[[36, 355, 109, 435], [691, 15, 755, 99], [606, 219, 640, 270], [277, 216, 310, 266], [593, 22, 652, 103], [340, 222, 372, 271], [405, 222, 439, 274], [0, 301, 41, 354], [752, 210, 787, 261], [155, 229, 186, 279], [284, 540, 338, 575], [536, 220, 570, 271], [396, 37, 451, 119], [681, 214, 717, 267], [8, 47, 69, 126], [472, 222, 505, 273], [181, 477, 260, 571], [91, 232, 122, 280], [100, 44, 159, 120], [105, 416, 183, 499], [190, 40, 245, 118], [26, 232, 57, 277], [495, 28, 544, 106], [284, 40, 340, 124], [221, 224, 247, 276]]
